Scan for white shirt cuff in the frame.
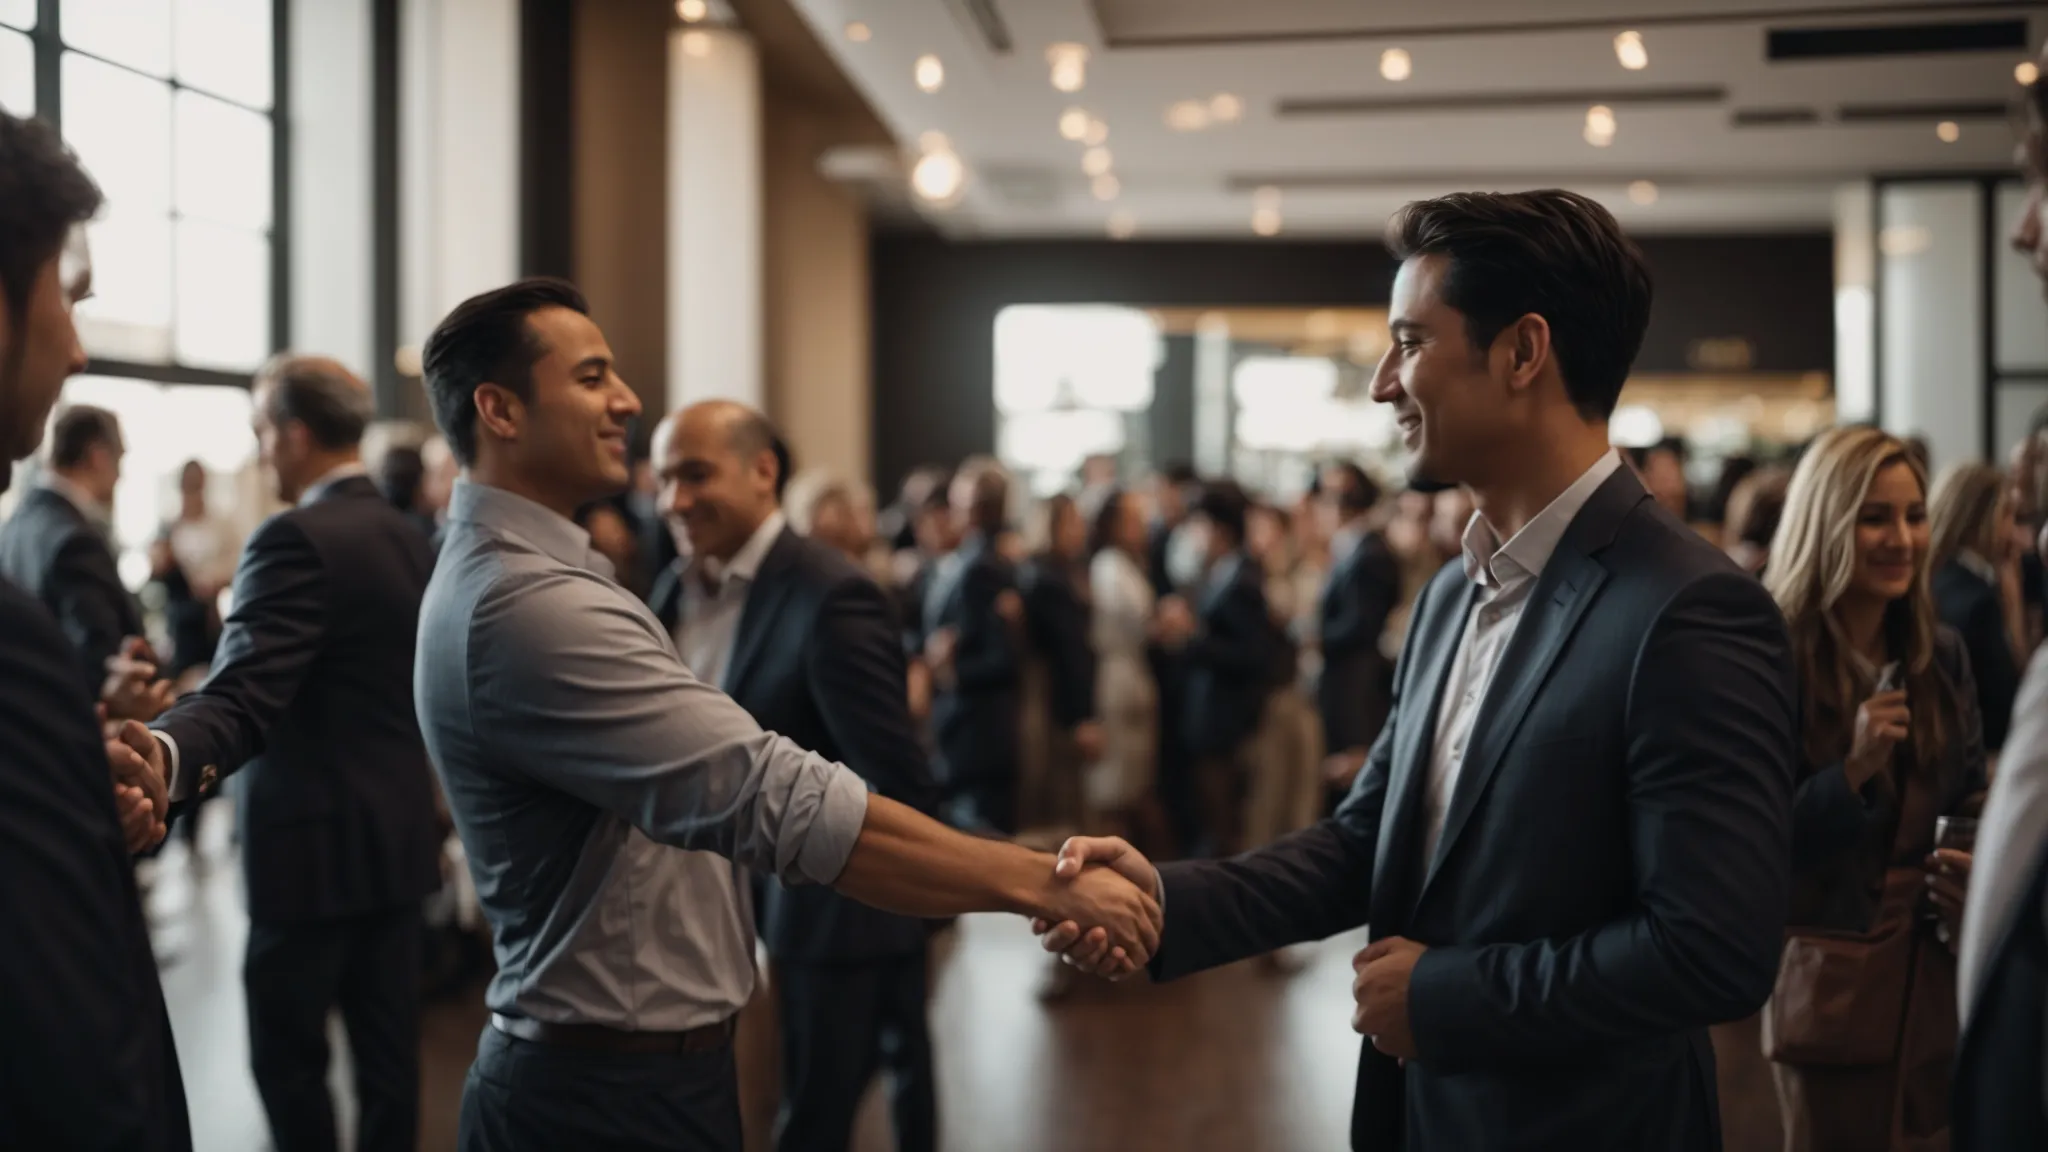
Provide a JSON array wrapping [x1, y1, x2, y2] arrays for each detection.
[[151, 730, 191, 801]]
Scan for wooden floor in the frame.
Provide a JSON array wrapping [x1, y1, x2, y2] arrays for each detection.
[[151, 809, 1784, 1151]]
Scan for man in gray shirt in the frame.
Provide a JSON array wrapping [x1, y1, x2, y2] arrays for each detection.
[[413, 277, 1159, 1152]]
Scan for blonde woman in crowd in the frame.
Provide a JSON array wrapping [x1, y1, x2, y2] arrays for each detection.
[[1929, 463, 2027, 755], [1763, 426, 1986, 1152]]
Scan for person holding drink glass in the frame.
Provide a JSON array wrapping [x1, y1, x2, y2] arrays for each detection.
[[1762, 425, 1987, 1151]]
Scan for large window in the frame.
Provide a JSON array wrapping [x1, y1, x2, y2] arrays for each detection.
[[9, 0, 278, 375], [3, 0, 281, 585]]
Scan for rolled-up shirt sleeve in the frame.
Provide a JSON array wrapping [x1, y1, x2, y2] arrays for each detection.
[[467, 568, 869, 886]]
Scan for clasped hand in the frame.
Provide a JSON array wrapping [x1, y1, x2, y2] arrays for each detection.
[[1030, 836, 1161, 979], [104, 719, 169, 855]]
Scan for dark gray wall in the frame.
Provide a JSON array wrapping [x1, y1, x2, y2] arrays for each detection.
[[869, 231, 1835, 493]]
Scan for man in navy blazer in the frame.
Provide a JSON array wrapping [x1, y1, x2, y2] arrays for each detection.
[[1039, 190, 1797, 1150], [0, 110, 191, 1152], [650, 402, 941, 1152], [139, 356, 443, 1152]]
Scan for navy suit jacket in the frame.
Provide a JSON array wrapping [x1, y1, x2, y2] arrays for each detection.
[[0, 484, 145, 694], [652, 527, 940, 961], [1318, 530, 1401, 754], [1181, 552, 1273, 759], [154, 476, 443, 927], [923, 533, 1021, 791], [0, 573, 190, 1151], [1150, 466, 1796, 1151], [1020, 554, 1097, 729]]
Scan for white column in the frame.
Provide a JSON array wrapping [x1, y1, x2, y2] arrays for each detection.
[[1192, 315, 1231, 477], [1831, 182, 1875, 425], [1879, 183, 1985, 471], [399, 0, 519, 350], [667, 27, 763, 412], [288, 0, 373, 378]]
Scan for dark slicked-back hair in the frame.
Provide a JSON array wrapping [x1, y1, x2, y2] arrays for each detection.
[[421, 277, 589, 465], [0, 114, 102, 364], [1386, 189, 1653, 422], [48, 404, 120, 469]]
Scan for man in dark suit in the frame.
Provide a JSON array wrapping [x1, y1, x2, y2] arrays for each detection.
[[1039, 190, 1797, 1150], [0, 109, 190, 1152], [1155, 480, 1273, 858], [923, 462, 1023, 834], [650, 400, 940, 1152], [1954, 65, 2048, 1148], [1314, 461, 1401, 789], [0, 402, 146, 693], [134, 355, 443, 1152]]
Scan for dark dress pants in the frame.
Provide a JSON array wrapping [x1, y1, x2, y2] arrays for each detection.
[[244, 904, 423, 1152], [458, 1024, 743, 1152], [774, 951, 936, 1152]]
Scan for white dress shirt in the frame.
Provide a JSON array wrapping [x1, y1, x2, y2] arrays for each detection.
[[1420, 451, 1624, 866], [674, 510, 784, 689]]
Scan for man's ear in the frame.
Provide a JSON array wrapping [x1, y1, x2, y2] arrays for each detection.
[[1499, 313, 1552, 395], [474, 383, 522, 447]]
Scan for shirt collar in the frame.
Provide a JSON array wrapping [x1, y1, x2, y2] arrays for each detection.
[[448, 479, 603, 574], [298, 460, 369, 508], [40, 472, 108, 523], [1330, 522, 1369, 566], [1461, 449, 1624, 590], [689, 509, 785, 589], [1206, 550, 1246, 595]]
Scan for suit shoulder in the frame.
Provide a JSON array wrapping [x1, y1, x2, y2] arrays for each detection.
[[0, 578, 71, 661]]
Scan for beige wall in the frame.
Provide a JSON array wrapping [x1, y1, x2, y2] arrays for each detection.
[[572, 0, 670, 429], [569, 4, 876, 480], [762, 85, 871, 486]]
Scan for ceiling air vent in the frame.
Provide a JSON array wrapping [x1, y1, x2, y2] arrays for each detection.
[[1768, 19, 2027, 61], [1838, 100, 2010, 123], [1731, 107, 1823, 128]]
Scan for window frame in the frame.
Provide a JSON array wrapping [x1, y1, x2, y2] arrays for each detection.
[[16, 0, 289, 389]]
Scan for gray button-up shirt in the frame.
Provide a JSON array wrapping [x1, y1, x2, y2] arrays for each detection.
[[416, 480, 870, 1031]]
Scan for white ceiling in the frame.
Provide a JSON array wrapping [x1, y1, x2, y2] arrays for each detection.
[[784, 0, 2041, 236]]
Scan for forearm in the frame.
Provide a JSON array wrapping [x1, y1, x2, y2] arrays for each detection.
[[833, 794, 1055, 919], [1409, 912, 1779, 1073]]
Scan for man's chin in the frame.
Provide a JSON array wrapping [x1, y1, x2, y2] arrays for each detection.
[[1404, 455, 1459, 495]]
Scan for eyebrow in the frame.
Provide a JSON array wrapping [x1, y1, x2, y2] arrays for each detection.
[[570, 355, 610, 376], [1390, 319, 1425, 334]]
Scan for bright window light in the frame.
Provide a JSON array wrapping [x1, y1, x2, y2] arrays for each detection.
[[998, 409, 1124, 473], [993, 305, 1161, 413], [0, 28, 30, 116]]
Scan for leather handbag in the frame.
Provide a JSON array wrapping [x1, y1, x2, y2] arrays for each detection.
[[1762, 866, 1924, 1066]]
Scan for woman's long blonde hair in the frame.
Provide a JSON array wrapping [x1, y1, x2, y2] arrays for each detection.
[[1764, 426, 1950, 772], [1927, 463, 2009, 574]]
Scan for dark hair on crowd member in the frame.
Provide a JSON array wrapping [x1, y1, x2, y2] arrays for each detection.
[[1160, 460, 1199, 487], [1385, 189, 1654, 423], [0, 114, 103, 373], [47, 404, 120, 470], [1193, 479, 1250, 544], [1325, 460, 1381, 514], [256, 354, 373, 450], [379, 445, 426, 512], [420, 276, 590, 465]]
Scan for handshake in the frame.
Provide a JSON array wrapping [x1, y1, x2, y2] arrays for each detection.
[[1030, 836, 1163, 978]]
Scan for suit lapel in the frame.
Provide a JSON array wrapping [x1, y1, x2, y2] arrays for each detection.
[[1372, 575, 1478, 909], [1415, 540, 1613, 906], [723, 528, 797, 699]]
